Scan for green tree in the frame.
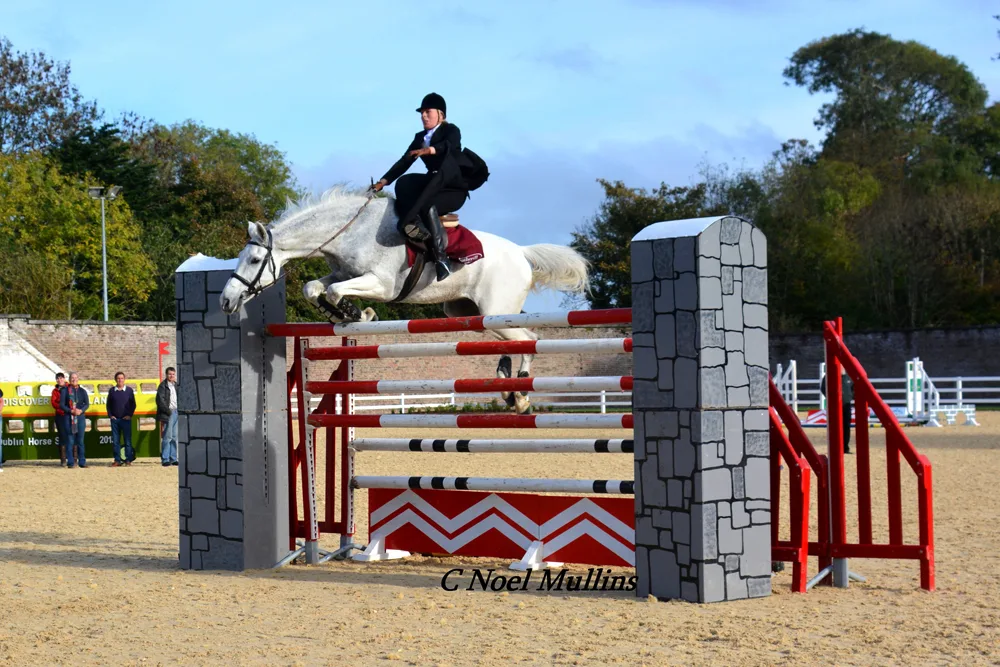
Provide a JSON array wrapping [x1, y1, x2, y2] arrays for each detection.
[[0, 246, 74, 319], [784, 29, 989, 171], [0, 152, 155, 318], [779, 29, 1000, 329], [571, 179, 725, 309], [0, 37, 100, 154]]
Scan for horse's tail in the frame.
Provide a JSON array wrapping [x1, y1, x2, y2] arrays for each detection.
[[521, 244, 590, 295]]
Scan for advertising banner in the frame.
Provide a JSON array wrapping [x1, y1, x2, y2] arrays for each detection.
[[1, 379, 162, 460]]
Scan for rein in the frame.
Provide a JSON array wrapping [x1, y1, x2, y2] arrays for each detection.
[[304, 183, 378, 260]]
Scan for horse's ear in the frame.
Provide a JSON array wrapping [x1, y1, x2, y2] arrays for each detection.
[[248, 221, 267, 243]]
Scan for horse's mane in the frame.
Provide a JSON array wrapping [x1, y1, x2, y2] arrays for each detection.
[[273, 184, 392, 227]]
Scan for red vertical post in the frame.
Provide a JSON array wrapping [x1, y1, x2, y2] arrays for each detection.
[[770, 425, 782, 550], [917, 460, 935, 591], [791, 458, 811, 593], [826, 320, 848, 551], [815, 453, 831, 578], [855, 384, 873, 544], [158, 341, 169, 380], [323, 361, 342, 533], [340, 338, 356, 540], [296, 338, 315, 546], [886, 430, 903, 545]]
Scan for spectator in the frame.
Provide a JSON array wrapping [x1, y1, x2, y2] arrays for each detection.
[[0, 385, 5, 472], [156, 367, 179, 467], [107, 371, 137, 467], [50, 372, 68, 466], [60, 372, 90, 469], [820, 369, 854, 455]]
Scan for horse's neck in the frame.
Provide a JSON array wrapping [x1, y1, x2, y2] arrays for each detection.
[[272, 197, 387, 259]]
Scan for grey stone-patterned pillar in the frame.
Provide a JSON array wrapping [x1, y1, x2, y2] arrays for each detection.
[[631, 216, 770, 603], [175, 258, 289, 571]]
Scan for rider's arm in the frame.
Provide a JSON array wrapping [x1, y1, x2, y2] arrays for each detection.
[[428, 123, 461, 158], [380, 136, 421, 185]]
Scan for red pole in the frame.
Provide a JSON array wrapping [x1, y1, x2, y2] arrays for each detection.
[[826, 320, 848, 550], [158, 341, 169, 380], [856, 385, 873, 544]]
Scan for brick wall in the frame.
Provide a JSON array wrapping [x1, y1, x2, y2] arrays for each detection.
[[769, 326, 1000, 379], [11, 314, 1000, 386], [8, 317, 175, 381]]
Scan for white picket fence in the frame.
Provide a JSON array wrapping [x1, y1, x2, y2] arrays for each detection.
[[291, 390, 632, 417], [774, 358, 992, 426]]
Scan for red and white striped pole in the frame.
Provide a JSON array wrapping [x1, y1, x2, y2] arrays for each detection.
[[265, 307, 631, 338], [304, 338, 632, 361], [308, 376, 633, 395], [309, 413, 634, 430]]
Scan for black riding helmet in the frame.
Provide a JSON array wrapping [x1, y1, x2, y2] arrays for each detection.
[[416, 92, 446, 116]]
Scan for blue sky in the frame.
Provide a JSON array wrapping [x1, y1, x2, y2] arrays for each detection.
[[3, 0, 999, 311]]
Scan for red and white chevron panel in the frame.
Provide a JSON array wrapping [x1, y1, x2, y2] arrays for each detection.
[[304, 338, 632, 361], [308, 376, 633, 395], [803, 408, 876, 427], [266, 307, 632, 337], [363, 488, 635, 567], [308, 413, 634, 430]]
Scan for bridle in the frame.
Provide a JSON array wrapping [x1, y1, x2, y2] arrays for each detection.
[[229, 228, 278, 298]]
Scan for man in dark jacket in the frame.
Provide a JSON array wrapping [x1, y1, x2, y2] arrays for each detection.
[[107, 371, 137, 467], [60, 372, 90, 468], [50, 372, 68, 466], [820, 370, 854, 454], [155, 367, 178, 466]]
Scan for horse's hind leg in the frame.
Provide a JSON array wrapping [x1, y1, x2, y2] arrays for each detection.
[[444, 298, 534, 413]]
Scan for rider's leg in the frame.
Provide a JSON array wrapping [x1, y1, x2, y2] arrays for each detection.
[[424, 205, 451, 281], [394, 174, 431, 242], [423, 188, 469, 281]]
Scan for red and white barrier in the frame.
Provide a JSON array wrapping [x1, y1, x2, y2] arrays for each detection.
[[357, 489, 635, 568], [353, 475, 635, 495], [280, 307, 638, 571], [309, 376, 633, 395], [304, 338, 632, 361], [352, 438, 634, 453], [266, 307, 631, 338], [309, 413, 634, 430]]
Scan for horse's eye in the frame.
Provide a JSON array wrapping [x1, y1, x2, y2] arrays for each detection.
[[250, 258, 261, 264]]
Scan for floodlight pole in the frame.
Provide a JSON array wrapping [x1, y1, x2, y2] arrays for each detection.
[[101, 196, 108, 322]]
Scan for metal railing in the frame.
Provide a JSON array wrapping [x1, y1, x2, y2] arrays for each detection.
[[776, 374, 1000, 409]]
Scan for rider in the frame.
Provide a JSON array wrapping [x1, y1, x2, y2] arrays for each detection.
[[372, 93, 471, 282]]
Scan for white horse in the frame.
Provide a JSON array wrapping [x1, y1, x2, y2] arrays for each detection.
[[219, 187, 590, 413]]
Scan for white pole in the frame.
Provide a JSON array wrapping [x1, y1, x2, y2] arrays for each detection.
[[819, 362, 827, 411], [101, 197, 108, 321], [905, 360, 914, 417], [957, 378, 964, 408], [790, 360, 799, 413], [600, 390, 607, 414]]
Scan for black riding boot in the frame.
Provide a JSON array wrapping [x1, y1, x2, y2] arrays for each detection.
[[425, 206, 452, 281]]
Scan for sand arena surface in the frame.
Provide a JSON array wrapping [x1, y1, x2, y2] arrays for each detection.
[[1, 415, 999, 666]]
